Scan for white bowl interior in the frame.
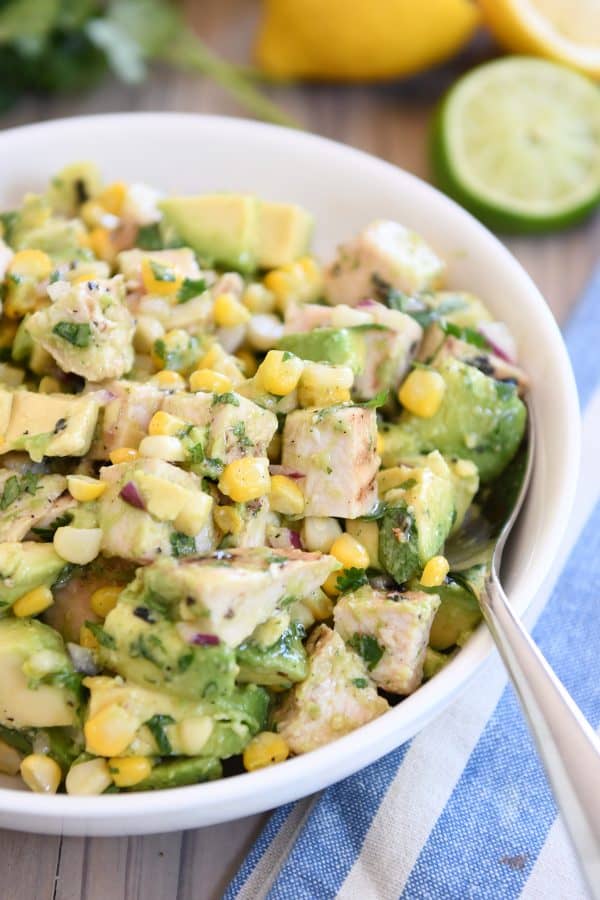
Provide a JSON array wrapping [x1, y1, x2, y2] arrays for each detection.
[[0, 114, 579, 834]]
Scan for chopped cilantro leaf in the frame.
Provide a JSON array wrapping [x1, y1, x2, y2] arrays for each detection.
[[354, 390, 388, 409], [336, 567, 368, 593], [170, 531, 196, 557], [233, 421, 253, 449], [352, 677, 369, 689], [144, 714, 175, 755], [32, 512, 73, 540], [149, 259, 177, 282], [0, 473, 39, 511], [348, 633, 384, 671], [52, 321, 92, 348], [441, 321, 489, 349], [177, 277, 207, 303], [136, 224, 164, 250], [83, 621, 116, 649], [212, 392, 240, 407]]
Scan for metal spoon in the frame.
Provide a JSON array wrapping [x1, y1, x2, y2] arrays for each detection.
[[448, 402, 600, 898]]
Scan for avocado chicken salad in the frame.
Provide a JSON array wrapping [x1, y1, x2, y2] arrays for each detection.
[[0, 163, 528, 796]]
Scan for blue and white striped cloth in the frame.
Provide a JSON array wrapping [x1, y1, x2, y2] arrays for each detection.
[[226, 266, 600, 900]]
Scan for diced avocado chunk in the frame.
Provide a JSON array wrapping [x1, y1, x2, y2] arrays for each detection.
[[412, 565, 485, 651], [46, 161, 102, 217], [159, 194, 313, 273], [11, 316, 34, 363], [0, 471, 67, 542], [9, 194, 85, 258], [423, 647, 456, 680], [0, 542, 66, 611], [382, 358, 526, 482], [84, 675, 269, 759], [236, 617, 307, 689], [99, 596, 238, 701], [159, 194, 260, 272], [0, 618, 79, 729], [278, 328, 366, 374], [125, 756, 222, 791], [378, 463, 455, 584], [1, 389, 100, 461], [257, 200, 313, 269]]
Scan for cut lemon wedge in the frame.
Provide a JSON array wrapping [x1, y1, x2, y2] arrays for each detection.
[[480, 0, 600, 79]]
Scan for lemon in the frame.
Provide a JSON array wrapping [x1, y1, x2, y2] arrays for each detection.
[[255, 0, 480, 81], [430, 57, 600, 232], [480, 0, 600, 79]]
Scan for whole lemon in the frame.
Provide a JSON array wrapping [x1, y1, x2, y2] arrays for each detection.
[[255, 0, 480, 81]]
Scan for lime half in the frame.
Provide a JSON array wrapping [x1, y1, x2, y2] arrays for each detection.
[[431, 57, 600, 232]]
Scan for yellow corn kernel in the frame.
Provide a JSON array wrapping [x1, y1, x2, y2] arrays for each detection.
[[298, 362, 353, 408], [264, 257, 322, 311], [189, 368, 233, 394], [256, 350, 304, 396], [235, 349, 258, 377], [38, 376, 61, 394], [84, 705, 139, 757], [151, 369, 187, 390], [213, 292, 251, 328], [243, 283, 276, 314], [20, 754, 61, 794], [108, 755, 152, 788], [67, 474, 107, 502], [12, 586, 54, 618], [420, 555, 450, 588], [66, 758, 112, 796], [301, 516, 342, 553], [213, 505, 244, 535], [90, 585, 122, 618], [8, 249, 53, 281], [243, 731, 290, 772], [148, 410, 185, 437], [141, 256, 182, 297], [270, 475, 305, 516], [97, 181, 127, 216], [330, 533, 370, 570], [80, 624, 99, 651], [87, 227, 115, 263], [53, 526, 102, 565], [376, 432, 385, 456], [322, 571, 342, 598], [398, 369, 446, 418], [109, 447, 139, 465], [219, 457, 271, 504], [301, 590, 334, 622], [139, 434, 185, 462]]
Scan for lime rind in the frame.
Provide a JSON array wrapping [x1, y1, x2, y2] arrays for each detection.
[[430, 57, 600, 234]]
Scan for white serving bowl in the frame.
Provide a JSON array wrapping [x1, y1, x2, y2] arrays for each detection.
[[0, 114, 579, 836]]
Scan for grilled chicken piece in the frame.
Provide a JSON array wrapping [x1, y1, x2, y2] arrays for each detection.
[[27, 277, 135, 381], [273, 624, 389, 753], [163, 391, 278, 463], [87, 380, 164, 459], [334, 585, 441, 694], [324, 220, 445, 307], [0, 471, 67, 542], [138, 547, 339, 647], [282, 406, 379, 518]]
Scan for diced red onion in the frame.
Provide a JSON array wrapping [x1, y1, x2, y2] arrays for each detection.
[[120, 481, 145, 509], [191, 633, 220, 646], [67, 642, 100, 675], [269, 465, 304, 479], [357, 299, 377, 308], [477, 322, 517, 364], [289, 530, 302, 549], [269, 528, 301, 550]]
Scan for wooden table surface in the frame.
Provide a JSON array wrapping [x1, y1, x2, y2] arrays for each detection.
[[0, 2, 597, 898]]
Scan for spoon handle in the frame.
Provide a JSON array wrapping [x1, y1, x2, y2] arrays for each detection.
[[483, 573, 600, 899]]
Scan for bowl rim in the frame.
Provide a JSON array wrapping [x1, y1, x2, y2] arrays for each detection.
[[0, 112, 580, 833]]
